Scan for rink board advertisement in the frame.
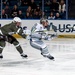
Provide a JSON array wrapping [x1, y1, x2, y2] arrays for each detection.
[[0, 20, 75, 37]]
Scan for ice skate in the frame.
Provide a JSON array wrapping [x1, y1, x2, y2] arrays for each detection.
[[47, 55, 54, 60], [0, 54, 3, 59], [21, 53, 28, 58], [41, 53, 54, 60]]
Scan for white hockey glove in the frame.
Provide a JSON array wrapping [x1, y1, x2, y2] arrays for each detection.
[[23, 29, 31, 40]]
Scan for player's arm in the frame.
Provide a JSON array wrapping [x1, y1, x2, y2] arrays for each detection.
[[17, 27, 27, 39]]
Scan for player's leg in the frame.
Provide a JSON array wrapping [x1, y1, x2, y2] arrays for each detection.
[[30, 39, 54, 60], [0, 40, 6, 58], [7, 35, 28, 58]]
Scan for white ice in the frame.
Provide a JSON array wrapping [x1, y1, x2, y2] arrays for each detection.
[[0, 38, 75, 75]]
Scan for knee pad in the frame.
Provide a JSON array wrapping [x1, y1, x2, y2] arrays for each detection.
[[41, 46, 49, 56], [12, 40, 20, 47], [41, 43, 47, 49]]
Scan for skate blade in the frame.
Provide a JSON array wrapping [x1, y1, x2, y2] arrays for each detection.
[[22, 57, 28, 59], [47, 58, 55, 61], [0, 58, 3, 60], [52, 59, 55, 61]]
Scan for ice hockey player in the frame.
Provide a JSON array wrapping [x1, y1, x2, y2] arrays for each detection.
[[30, 18, 54, 60], [0, 17, 28, 59]]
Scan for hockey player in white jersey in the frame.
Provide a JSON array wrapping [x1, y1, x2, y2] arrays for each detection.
[[30, 18, 54, 60]]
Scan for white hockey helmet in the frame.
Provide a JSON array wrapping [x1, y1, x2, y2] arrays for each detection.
[[40, 18, 48, 24], [13, 17, 21, 22]]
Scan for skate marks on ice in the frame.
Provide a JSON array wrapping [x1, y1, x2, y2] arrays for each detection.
[[0, 55, 54, 68], [1, 52, 75, 71], [1, 38, 75, 75], [1, 53, 75, 75]]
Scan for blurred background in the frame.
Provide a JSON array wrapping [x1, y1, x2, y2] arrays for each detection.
[[0, 0, 74, 19]]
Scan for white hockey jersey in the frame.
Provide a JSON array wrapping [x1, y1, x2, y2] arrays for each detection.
[[31, 23, 47, 33], [30, 23, 49, 40], [31, 23, 57, 41]]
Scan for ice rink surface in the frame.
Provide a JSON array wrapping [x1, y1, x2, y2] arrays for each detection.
[[0, 38, 75, 75]]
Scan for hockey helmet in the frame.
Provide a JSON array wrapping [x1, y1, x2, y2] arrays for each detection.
[[13, 17, 21, 22], [40, 18, 48, 24]]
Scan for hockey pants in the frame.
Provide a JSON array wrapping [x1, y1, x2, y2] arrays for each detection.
[[30, 39, 50, 56]]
